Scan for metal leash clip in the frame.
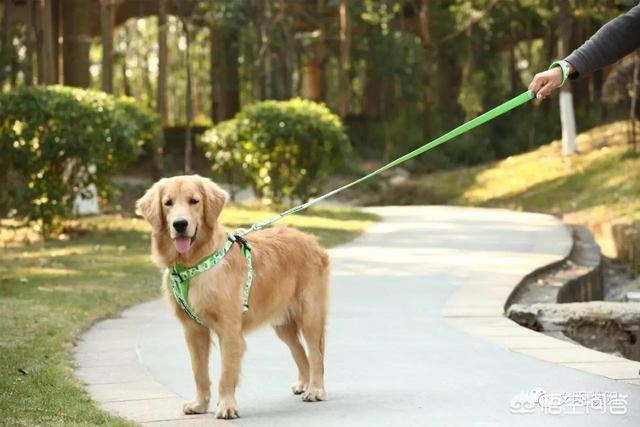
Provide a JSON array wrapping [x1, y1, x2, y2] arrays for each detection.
[[229, 231, 251, 251]]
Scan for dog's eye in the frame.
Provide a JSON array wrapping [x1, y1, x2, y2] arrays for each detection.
[[189, 198, 199, 205], [164, 199, 173, 207]]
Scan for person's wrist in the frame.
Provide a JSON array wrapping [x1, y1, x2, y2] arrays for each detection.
[[549, 60, 571, 86]]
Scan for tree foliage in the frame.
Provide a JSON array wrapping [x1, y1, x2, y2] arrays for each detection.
[[1, 0, 636, 181]]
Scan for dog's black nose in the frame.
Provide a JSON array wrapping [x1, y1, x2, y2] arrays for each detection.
[[172, 218, 189, 233]]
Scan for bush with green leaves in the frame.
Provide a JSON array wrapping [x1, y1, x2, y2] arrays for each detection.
[[200, 98, 350, 203], [0, 85, 159, 232]]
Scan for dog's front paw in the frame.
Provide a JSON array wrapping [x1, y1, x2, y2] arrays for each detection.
[[291, 380, 308, 395], [182, 399, 209, 414], [215, 399, 239, 419], [302, 387, 326, 402]]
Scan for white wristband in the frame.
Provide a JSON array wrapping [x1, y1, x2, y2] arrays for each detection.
[[549, 60, 571, 87]]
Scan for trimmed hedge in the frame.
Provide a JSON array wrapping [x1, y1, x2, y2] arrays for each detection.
[[200, 98, 350, 203], [0, 85, 159, 232]]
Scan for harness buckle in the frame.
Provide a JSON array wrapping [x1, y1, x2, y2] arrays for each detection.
[[231, 232, 251, 251], [170, 268, 182, 281]]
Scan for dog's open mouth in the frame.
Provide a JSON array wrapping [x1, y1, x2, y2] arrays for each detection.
[[174, 230, 196, 254]]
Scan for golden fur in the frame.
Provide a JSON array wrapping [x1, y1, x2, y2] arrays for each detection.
[[137, 175, 330, 419]]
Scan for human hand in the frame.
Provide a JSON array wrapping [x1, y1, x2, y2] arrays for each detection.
[[528, 67, 563, 100]]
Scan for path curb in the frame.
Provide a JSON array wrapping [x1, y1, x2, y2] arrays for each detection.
[[75, 299, 232, 426], [443, 219, 640, 386]]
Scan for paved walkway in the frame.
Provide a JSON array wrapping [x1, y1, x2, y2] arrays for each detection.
[[76, 206, 640, 426]]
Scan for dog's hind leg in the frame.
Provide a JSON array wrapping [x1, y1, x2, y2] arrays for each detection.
[[215, 327, 246, 419], [299, 275, 329, 402], [274, 320, 310, 395], [181, 323, 212, 414]]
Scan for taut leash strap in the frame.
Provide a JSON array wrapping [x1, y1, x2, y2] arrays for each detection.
[[241, 90, 535, 235], [169, 91, 534, 321]]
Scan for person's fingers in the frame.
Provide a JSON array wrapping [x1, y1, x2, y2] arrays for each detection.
[[529, 74, 544, 94], [529, 67, 566, 99], [536, 80, 557, 100]]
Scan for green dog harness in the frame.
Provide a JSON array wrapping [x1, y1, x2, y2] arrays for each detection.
[[169, 233, 253, 325]]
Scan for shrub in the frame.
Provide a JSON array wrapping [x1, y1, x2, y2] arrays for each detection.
[[200, 98, 350, 203], [199, 119, 247, 200], [0, 85, 159, 233]]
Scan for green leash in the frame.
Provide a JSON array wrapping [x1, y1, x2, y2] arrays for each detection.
[[241, 90, 535, 235], [170, 90, 534, 323]]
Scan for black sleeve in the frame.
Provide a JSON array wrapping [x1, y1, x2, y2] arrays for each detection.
[[565, 3, 640, 79]]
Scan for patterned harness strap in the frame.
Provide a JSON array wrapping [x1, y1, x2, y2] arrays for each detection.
[[169, 232, 253, 325]]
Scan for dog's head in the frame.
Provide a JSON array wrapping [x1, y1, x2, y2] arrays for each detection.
[[136, 175, 228, 256]]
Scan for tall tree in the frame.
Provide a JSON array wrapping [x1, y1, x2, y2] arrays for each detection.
[[418, 0, 432, 138], [210, 23, 240, 121], [153, 0, 168, 179], [100, 0, 115, 93], [629, 51, 639, 152], [36, 0, 56, 84], [182, 16, 194, 174], [157, 0, 168, 123], [61, 0, 91, 87], [1, 0, 14, 86], [557, 0, 577, 155], [24, 0, 34, 85], [307, 0, 327, 102], [337, 0, 350, 118]]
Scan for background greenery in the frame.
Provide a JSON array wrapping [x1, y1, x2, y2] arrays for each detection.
[[3, 1, 636, 177], [200, 98, 350, 203], [0, 86, 158, 232]]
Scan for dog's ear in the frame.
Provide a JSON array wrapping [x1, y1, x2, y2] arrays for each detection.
[[200, 177, 229, 229], [136, 179, 165, 230]]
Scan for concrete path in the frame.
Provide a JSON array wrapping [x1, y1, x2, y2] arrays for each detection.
[[76, 206, 640, 426]]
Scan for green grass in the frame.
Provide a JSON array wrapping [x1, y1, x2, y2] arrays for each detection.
[[0, 205, 377, 426], [378, 120, 640, 225]]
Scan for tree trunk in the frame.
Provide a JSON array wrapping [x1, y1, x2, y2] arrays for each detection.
[[337, 0, 350, 118], [249, 0, 263, 100], [1, 0, 14, 86], [210, 24, 240, 122], [592, 67, 606, 122], [52, 0, 60, 83], [100, 0, 114, 93], [508, 26, 518, 94], [418, 0, 432, 138], [61, 0, 91, 87], [542, 1, 555, 118], [307, 0, 326, 102], [24, 0, 35, 85], [262, 0, 273, 99], [361, 29, 381, 119], [629, 51, 639, 152], [307, 52, 325, 102], [210, 24, 221, 122], [157, 0, 168, 123], [557, 0, 577, 155], [277, 0, 294, 99], [36, 0, 56, 84], [182, 18, 193, 174], [152, 0, 167, 180]]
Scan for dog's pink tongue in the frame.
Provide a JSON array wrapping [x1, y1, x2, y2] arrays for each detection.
[[174, 236, 192, 254]]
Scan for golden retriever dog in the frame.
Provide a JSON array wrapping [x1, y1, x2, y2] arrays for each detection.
[[136, 175, 330, 419]]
